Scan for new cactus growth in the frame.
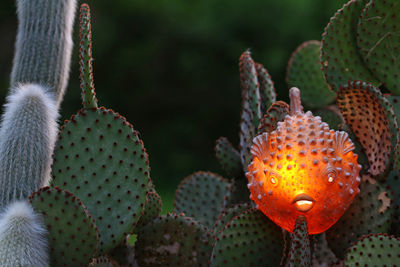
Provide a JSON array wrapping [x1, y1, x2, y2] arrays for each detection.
[[0, 201, 49, 266]]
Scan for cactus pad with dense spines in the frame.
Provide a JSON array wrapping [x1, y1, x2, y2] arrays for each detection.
[[135, 191, 162, 232], [321, 0, 378, 91], [337, 81, 397, 176], [29, 187, 98, 266], [215, 137, 243, 178], [174, 172, 230, 228], [51, 108, 149, 254], [135, 213, 212, 266], [357, 0, 400, 94], [285, 216, 311, 267], [287, 40, 335, 109], [210, 208, 283, 267], [212, 203, 252, 237], [257, 101, 289, 134], [255, 63, 276, 113], [344, 234, 400, 266], [326, 177, 392, 259]]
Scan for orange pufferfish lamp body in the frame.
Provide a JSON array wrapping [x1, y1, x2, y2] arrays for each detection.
[[246, 88, 361, 234]]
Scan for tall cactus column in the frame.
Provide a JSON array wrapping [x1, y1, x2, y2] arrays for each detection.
[[10, 0, 77, 106]]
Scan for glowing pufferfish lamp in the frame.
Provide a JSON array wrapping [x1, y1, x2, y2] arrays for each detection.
[[246, 87, 361, 234]]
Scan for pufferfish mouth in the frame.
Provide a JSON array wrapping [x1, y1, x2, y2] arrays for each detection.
[[292, 194, 315, 212]]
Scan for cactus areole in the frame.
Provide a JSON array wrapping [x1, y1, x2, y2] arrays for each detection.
[[246, 88, 361, 234]]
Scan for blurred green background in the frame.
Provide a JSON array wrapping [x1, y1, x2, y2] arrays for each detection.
[[0, 0, 347, 212]]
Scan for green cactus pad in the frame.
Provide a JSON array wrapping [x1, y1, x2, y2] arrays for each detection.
[[326, 177, 393, 259], [337, 81, 398, 176], [385, 95, 400, 128], [313, 106, 344, 131], [386, 169, 400, 235], [239, 51, 262, 129], [135, 191, 162, 232], [286, 40, 335, 108], [285, 216, 311, 267], [255, 63, 276, 113], [311, 233, 338, 267], [174, 171, 230, 228], [344, 234, 400, 266], [357, 0, 400, 94], [79, 4, 97, 109], [29, 186, 98, 266], [51, 108, 149, 254], [135, 213, 212, 266], [212, 203, 252, 237], [210, 208, 283, 267], [224, 176, 251, 206], [239, 51, 262, 167], [215, 137, 242, 179], [258, 101, 289, 134], [321, 0, 379, 91]]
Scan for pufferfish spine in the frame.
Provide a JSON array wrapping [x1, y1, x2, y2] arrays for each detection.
[[246, 87, 361, 234]]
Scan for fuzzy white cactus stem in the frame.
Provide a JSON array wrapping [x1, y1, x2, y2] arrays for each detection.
[[0, 201, 49, 266], [0, 84, 58, 210], [10, 0, 78, 106]]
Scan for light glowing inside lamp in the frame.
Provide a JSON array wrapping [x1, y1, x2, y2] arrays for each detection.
[[246, 88, 361, 234]]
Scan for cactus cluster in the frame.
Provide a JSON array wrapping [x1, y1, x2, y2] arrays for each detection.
[[0, 0, 400, 266]]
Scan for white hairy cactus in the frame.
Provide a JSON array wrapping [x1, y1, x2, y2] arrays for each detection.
[[10, 0, 78, 106], [0, 200, 49, 266], [0, 84, 58, 210]]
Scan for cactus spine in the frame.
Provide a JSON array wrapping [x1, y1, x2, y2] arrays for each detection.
[[10, 0, 78, 106], [0, 84, 58, 210], [0, 201, 49, 266]]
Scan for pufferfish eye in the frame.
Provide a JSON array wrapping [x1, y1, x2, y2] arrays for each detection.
[[325, 166, 337, 184], [269, 172, 280, 187]]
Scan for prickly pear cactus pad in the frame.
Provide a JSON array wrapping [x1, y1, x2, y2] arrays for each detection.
[[321, 0, 379, 91], [174, 171, 230, 228], [344, 234, 400, 266], [258, 101, 289, 134], [210, 208, 283, 267], [285, 216, 311, 267], [255, 63, 276, 113], [51, 108, 149, 254], [286, 40, 335, 109], [212, 202, 252, 237], [135, 191, 162, 232], [337, 81, 397, 176], [215, 137, 242, 178], [326, 177, 392, 259], [135, 213, 212, 266], [239, 51, 264, 167], [357, 0, 400, 94], [29, 186, 98, 266], [247, 88, 361, 234]]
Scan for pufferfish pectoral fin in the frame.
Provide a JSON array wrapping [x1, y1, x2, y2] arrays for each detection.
[[251, 132, 269, 161], [335, 131, 355, 155]]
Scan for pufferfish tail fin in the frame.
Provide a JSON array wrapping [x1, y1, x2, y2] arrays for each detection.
[[251, 132, 269, 161]]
